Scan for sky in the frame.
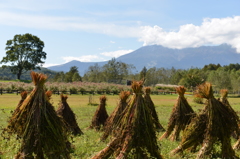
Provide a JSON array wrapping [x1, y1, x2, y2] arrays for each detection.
[[1, 0, 240, 67]]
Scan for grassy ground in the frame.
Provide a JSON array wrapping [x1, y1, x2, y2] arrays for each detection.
[[0, 93, 240, 158]]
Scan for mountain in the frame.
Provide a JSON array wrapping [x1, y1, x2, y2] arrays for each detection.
[[47, 44, 240, 75], [47, 60, 108, 75]]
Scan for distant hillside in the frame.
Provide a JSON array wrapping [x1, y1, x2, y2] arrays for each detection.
[[47, 44, 240, 75], [47, 60, 108, 76], [0, 67, 58, 80]]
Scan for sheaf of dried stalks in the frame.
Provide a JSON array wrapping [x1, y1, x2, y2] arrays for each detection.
[[91, 80, 163, 159], [56, 94, 83, 136], [5, 71, 71, 159], [101, 91, 131, 141], [159, 86, 195, 141], [89, 95, 109, 131], [171, 82, 239, 159]]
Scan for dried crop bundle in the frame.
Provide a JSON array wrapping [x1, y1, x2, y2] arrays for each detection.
[[14, 91, 28, 113], [56, 94, 83, 135], [220, 89, 240, 140], [219, 89, 239, 120], [45, 90, 52, 101], [101, 91, 131, 141], [89, 95, 109, 131], [219, 89, 240, 150], [91, 80, 163, 159], [144, 87, 165, 132], [233, 135, 240, 150], [171, 82, 239, 159], [159, 86, 194, 141], [6, 71, 71, 159], [220, 89, 230, 105]]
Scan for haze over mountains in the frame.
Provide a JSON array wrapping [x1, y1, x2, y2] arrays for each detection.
[[47, 44, 240, 76]]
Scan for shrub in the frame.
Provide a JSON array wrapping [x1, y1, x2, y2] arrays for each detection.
[[193, 96, 204, 104]]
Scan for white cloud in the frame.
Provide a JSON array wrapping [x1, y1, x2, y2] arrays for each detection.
[[42, 63, 60, 68], [2, 4, 240, 54], [139, 16, 240, 52], [62, 55, 105, 62], [110, 41, 115, 43], [100, 50, 134, 58], [0, 11, 141, 38]]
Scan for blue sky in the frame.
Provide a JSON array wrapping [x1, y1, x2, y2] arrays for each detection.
[[1, 0, 240, 67]]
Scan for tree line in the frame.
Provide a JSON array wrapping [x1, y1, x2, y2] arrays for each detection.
[[49, 62, 240, 93]]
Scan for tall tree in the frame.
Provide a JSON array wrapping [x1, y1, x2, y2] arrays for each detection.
[[72, 72, 82, 82], [53, 71, 65, 82], [178, 68, 205, 89], [139, 66, 147, 80], [0, 33, 46, 80], [207, 67, 232, 91], [65, 66, 81, 82], [145, 67, 157, 86], [102, 58, 134, 84], [83, 63, 103, 82]]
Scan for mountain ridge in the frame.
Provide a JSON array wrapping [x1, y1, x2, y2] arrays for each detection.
[[47, 44, 240, 75]]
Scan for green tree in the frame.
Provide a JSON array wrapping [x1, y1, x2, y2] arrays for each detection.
[[0, 33, 46, 80], [139, 66, 147, 80], [207, 68, 232, 91], [145, 67, 158, 86], [178, 68, 205, 89], [170, 71, 183, 85], [72, 72, 82, 82], [202, 63, 221, 71], [65, 66, 81, 82], [102, 58, 134, 84], [230, 70, 240, 94], [52, 71, 65, 82], [83, 63, 103, 82]]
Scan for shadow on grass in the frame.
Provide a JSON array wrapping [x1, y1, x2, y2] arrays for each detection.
[[87, 103, 99, 106]]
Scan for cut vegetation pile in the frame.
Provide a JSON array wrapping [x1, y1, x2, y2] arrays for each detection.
[[56, 94, 83, 136], [219, 89, 239, 121], [220, 89, 240, 140], [101, 90, 131, 141], [91, 80, 163, 159], [220, 89, 230, 106], [13, 91, 28, 113], [144, 87, 165, 132], [45, 90, 52, 101], [89, 95, 109, 131], [171, 82, 239, 159], [159, 86, 194, 141], [219, 89, 240, 150], [5, 71, 71, 159]]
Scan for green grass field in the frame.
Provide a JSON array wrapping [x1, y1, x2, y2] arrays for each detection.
[[0, 93, 240, 158]]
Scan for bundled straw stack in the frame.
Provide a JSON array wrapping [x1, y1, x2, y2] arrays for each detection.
[[45, 90, 52, 101], [220, 89, 239, 120], [101, 91, 131, 141], [13, 91, 28, 113], [220, 89, 240, 150], [233, 131, 240, 150], [220, 89, 230, 106], [144, 87, 165, 132], [89, 95, 109, 131], [56, 94, 83, 136], [159, 86, 194, 141], [220, 89, 240, 140], [91, 80, 163, 159], [6, 71, 71, 159], [171, 82, 239, 159]]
